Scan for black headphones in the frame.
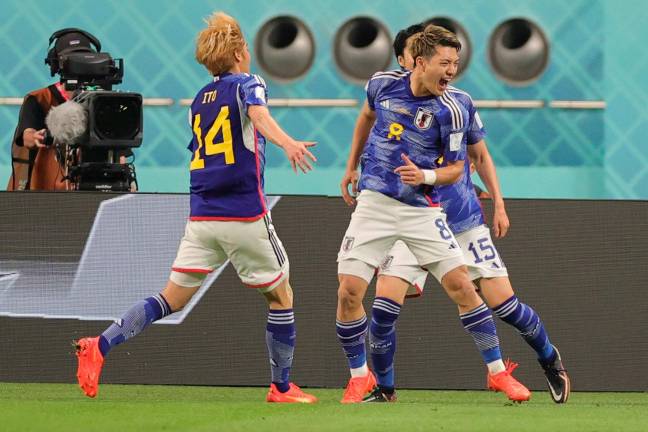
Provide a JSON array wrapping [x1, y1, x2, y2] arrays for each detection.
[[45, 28, 102, 76]]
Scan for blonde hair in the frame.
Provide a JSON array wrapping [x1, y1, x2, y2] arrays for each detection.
[[195, 12, 246, 75], [410, 24, 461, 62]]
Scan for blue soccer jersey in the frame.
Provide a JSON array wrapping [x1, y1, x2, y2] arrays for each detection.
[[436, 86, 487, 234], [187, 73, 269, 220], [358, 70, 469, 207]]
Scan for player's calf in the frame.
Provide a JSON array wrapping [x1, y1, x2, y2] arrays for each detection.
[[369, 296, 401, 398]]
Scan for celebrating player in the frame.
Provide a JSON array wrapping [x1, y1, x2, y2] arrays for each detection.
[[74, 12, 317, 403], [336, 26, 530, 403], [342, 23, 569, 404], [367, 23, 569, 403]]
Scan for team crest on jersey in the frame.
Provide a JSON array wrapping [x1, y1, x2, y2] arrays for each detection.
[[414, 107, 434, 130], [342, 236, 355, 252]]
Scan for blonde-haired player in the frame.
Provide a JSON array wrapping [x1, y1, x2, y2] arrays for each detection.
[[75, 12, 317, 403]]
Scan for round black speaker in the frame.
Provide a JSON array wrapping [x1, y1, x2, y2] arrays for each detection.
[[488, 18, 550, 85], [255, 16, 315, 82], [334, 17, 393, 83]]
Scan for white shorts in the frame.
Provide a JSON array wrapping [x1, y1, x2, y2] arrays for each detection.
[[378, 224, 509, 294], [170, 213, 289, 292], [337, 190, 464, 284], [457, 224, 508, 280], [377, 240, 428, 298]]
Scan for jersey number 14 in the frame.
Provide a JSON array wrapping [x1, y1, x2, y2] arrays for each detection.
[[190, 106, 235, 171]]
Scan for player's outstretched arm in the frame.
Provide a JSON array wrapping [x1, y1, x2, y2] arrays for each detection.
[[468, 140, 509, 238], [395, 154, 464, 186], [341, 100, 376, 206], [248, 105, 317, 173]]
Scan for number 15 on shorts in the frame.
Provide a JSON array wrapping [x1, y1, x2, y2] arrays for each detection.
[[467, 237, 504, 268]]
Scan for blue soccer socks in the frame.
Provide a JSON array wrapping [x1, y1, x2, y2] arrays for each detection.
[[336, 315, 369, 376], [369, 297, 401, 390], [493, 295, 555, 362], [266, 309, 296, 393], [460, 303, 504, 372], [99, 294, 171, 357]]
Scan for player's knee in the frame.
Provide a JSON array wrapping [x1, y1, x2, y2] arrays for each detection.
[[337, 277, 366, 311], [442, 270, 477, 302], [337, 287, 363, 310]]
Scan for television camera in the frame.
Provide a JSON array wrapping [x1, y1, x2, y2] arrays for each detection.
[[44, 28, 143, 191]]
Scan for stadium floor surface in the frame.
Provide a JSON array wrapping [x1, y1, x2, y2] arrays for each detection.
[[1, 383, 646, 432]]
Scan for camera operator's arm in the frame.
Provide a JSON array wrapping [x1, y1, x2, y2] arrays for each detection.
[[14, 95, 47, 149], [22, 129, 48, 149]]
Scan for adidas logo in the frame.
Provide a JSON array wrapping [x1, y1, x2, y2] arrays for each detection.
[[380, 99, 390, 110]]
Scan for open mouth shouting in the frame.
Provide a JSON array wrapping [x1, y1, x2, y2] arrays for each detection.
[[438, 78, 451, 92]]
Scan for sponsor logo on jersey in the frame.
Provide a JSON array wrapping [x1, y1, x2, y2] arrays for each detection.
[[414, 107, 434, 130], [394, 107, 413, 116], [379, 99, 390, 110]]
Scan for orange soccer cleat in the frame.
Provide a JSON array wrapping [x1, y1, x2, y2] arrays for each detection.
[[341, 371, 377, 404], [75, 336, 105, 398], [266, 383, 318, 403], [487, 359, 531, 402]]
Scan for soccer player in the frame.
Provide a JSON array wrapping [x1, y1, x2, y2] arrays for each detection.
[[336, 26, 530, 403], [356, 23, 570, 403], [74, 12, 318, 404]]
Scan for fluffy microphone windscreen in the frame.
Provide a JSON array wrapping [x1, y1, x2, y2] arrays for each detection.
[[45, 100, 88, 145]]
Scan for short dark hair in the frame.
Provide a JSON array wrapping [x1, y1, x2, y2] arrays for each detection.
[[393, 23, 425, 59]]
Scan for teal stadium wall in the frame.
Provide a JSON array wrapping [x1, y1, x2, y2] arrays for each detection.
[[0, 0, 646, 198]]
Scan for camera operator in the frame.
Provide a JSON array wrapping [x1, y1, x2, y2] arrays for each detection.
[[7, 28, 137, 191]]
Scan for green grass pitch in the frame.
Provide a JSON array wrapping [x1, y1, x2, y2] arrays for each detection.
[[1, 383, 646, 432]]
